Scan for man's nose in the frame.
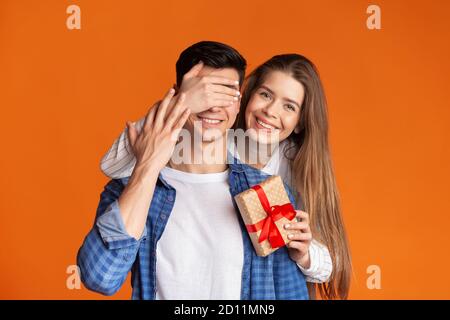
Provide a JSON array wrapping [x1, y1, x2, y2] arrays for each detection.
[[208, 106, 222, 113]]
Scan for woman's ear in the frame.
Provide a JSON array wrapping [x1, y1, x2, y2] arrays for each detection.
[[294, 125, 301, 134]]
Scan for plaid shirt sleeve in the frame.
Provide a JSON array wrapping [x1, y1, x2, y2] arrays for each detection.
[[77, 179, 147, 296]]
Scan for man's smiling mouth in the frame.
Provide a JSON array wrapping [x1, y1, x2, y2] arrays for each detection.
[[197, 115, 224, 125]]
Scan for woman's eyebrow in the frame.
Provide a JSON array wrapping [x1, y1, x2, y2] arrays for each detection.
[[284, 97, 301, 108], [260, 85, 274, 94], [260, 85, 301, 108]]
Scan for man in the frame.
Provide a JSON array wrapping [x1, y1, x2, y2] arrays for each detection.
[[77, 41, 309, 299]]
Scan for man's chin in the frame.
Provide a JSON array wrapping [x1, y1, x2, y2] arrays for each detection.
[[200, 128, 226, 142]]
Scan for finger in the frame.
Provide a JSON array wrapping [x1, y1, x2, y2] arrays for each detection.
[[172, 108, 191, 131], [134, 115, 147, 133], [284, 221, 310, 232], [209, 84, 241, 97], [183, 61, 204, 80], [210, 99, 237, 108], [287, 232, 313, 242], [295, 210, 310, 225], [288, 240, 309, 253], [126, 122, 138, 147], [166, 93, 187, 128], [204, 76, 240, 87], [142, 104, 158, 131], [154, 88, 176, 127], [209, 92, 239, 102]]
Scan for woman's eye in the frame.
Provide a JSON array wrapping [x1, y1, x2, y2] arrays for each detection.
[[259, 91, 270, 99], [285, 104, 296, 112]]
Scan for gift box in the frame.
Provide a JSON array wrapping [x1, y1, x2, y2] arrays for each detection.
[[234, 175, 297, 257]]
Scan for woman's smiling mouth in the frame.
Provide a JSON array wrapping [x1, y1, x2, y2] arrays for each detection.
[[254, 117, 280, 132]]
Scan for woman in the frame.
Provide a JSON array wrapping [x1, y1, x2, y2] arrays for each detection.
[[100, 54, 351, 299]]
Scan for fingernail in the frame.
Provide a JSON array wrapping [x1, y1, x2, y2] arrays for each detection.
[[288, 234, 293, 239], [169, 88, 175, 93], [236, 91, 241, 96], [233, 97, 238, 101], [234, 80, 239, 85], [284, 224, 290, 229]]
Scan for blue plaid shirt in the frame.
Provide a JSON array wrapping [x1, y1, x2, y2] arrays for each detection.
[[77, 157, 309, 300]]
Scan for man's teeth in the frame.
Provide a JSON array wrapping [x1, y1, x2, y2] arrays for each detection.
[[256, 118, 276, 130], [202, 118, 222, 124]]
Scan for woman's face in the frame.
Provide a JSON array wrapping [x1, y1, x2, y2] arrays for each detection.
[[245, 70, 304, 144]]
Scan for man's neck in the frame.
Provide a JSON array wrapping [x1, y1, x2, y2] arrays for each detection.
[[168, 136, 228, 174]]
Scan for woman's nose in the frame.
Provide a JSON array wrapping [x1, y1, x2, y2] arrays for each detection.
[[262, 102, 279, 118]]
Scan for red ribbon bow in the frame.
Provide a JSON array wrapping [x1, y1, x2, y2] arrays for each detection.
[[245, 184, 296, 249]]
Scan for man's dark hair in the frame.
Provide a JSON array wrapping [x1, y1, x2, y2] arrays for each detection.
[[176, 41, 247, 88]]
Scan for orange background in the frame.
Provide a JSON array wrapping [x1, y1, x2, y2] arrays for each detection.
[[1, 0, 449, 299]]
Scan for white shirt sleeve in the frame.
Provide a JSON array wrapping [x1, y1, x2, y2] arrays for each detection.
[[296, 239, 333, 283], [100, 116, 145, 179]]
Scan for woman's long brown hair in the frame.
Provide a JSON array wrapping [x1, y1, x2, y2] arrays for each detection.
[[235, 54, 352, 299]]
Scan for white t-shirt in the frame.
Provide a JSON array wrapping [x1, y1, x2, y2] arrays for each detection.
[[155, 166, 243, 300]]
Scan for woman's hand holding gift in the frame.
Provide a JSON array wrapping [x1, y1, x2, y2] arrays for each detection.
[[285, 210, 313, 269]]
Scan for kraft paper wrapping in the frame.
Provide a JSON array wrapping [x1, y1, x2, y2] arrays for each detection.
[[234, 175, 296, 257]]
